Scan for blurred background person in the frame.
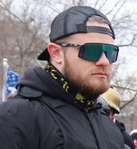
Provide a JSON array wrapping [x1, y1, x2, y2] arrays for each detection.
[[97, 88, 135, 149], [130, 129, 137, 149]]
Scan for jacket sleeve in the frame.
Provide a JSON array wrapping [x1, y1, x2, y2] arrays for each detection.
[[0, 99, 37, 149]]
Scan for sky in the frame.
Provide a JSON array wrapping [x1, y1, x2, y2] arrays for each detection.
[[2, 0, 137, 84]]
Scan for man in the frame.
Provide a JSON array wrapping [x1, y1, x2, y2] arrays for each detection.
[[130, 129, 137, 149], [98, 88, 135, 149], [0, 6, 124, 149]]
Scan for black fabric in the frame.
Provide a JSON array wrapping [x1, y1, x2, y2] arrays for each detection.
[[116, 120, 135, 149], [17, 86, 42, 97], [86, 26, 113, 37], [0, 67, 125, 149], [75, 25, 113, 37]]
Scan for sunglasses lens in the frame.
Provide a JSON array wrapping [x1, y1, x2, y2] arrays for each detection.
[[103, 44, 119, 63], [78, 43, 119, 63], [79, 44, 102, 61]]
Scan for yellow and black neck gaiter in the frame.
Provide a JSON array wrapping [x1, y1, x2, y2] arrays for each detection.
[[45, 63, 94, 110]]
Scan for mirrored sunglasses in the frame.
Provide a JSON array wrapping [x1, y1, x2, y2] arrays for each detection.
[[56, 43, 119, 63]]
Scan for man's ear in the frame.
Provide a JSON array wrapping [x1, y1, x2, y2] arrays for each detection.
[[47, 43, 62, 64]]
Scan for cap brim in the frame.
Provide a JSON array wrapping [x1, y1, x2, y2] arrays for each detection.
[[37, 48, 50, 61]]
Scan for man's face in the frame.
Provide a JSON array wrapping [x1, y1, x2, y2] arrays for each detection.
[[61, 22, 114, 99]]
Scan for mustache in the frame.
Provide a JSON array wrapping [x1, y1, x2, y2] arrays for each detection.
[[91, 67, 111, 76]]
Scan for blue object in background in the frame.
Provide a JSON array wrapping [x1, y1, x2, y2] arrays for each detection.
[[6, 67, 20, 97]]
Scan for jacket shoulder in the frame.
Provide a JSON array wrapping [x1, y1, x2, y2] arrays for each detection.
[[0, 96, 61, 148]]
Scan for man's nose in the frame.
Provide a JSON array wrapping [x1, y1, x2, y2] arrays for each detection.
[[95, 52, 110, 66]]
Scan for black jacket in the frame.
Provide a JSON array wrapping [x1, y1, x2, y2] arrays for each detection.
[[116, 120, 135, 149], [0, 67, 125, 149]]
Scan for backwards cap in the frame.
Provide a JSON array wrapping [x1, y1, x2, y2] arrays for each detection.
[[38, 6, 115, 61]]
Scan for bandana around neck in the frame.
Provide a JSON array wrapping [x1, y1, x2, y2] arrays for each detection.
[[45, 63, 94, 110]]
